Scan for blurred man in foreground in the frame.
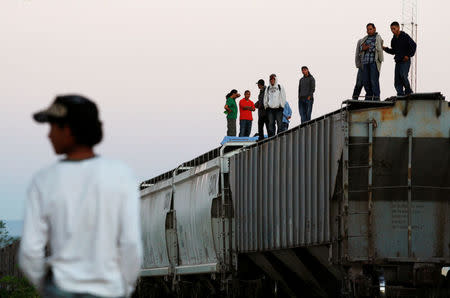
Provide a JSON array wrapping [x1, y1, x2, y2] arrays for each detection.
[[19, 95, 142, 297]]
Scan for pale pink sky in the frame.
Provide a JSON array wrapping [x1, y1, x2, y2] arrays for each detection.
[[1, 0, 449, 220]]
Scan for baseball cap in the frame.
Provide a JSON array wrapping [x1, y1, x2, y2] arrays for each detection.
[[33, 95, 99, 124], [256, 79, 265, 85]]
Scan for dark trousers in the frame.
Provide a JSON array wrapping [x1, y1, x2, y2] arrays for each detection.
[[280, 122, 289, 132], [298, 98, 313, 123], [257, 114, 269, 140], [239, 119, 252, 137], [352, 68, 363, 99], [362, 62, 380, 100], [395, 60, 412, 96], [227, 118, 236, 136], [266, 108, 283, 137]]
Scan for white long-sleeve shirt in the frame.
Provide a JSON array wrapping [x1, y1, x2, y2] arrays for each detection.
[[19, 157, 142, 297]]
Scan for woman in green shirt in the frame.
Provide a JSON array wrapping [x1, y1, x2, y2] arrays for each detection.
[[224, 89, 240, 136]]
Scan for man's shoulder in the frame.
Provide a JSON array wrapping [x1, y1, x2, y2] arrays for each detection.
[[89, 157, 137, 187], [31, 161, 63, 183], [97, 157, 134, 175], [33, 157, 133, 179], [400, 31, 410, 37]]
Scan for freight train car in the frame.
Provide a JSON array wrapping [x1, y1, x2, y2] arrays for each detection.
[[137, 93, 450, 297]]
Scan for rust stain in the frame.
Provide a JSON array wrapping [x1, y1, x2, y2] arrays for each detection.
[[380, 108, 395, 121]]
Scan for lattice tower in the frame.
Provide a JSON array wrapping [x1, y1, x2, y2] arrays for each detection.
[[401, 0, 418, 92]]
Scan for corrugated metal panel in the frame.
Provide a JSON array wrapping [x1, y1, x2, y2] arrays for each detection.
[[231, 114, 344, 252], [140, 181, 172, 269], [173, 159, 221, 268]]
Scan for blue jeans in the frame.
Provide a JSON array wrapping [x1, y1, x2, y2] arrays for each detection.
[[362, 62, 380, 100], [352, 68, 363, 99], [266, 108, 283, 137], [395, 60, 412, 96], [43, 274, 124, 298], [298, 98, 313, 123], [239, 119, 252, 137]]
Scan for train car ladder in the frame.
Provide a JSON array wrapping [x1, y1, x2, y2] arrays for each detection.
[[341, 106, 377, 262]]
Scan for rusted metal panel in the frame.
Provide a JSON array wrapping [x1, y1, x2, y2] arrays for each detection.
[[230, 113, 344, 252], [343, 97, 450, 262], [349, 99, 450, 138]]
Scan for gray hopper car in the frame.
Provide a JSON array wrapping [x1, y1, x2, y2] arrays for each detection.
[[137, 93, 450, 297]]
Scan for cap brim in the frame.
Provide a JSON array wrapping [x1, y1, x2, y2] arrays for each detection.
[[33, 111, 51, 123], [32, 103, 68, 123]]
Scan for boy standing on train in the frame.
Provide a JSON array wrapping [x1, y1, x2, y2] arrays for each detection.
[[280, 101, 292, 132], [298, 66, 315, 123], [255, 79, 269, 141], [19, 95, 142, 297], [264, 74, 287, 137], [383, 21, 417, 96], [239, 90, 256, 137]]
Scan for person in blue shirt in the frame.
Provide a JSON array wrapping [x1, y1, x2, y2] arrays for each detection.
[[280, 101, 292, 132]]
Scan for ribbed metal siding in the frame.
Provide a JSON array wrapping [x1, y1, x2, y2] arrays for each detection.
[[173, 159, 221, 268], [231, 115, 343, 252]]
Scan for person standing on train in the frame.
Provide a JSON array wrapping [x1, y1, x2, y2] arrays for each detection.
[[224, 89, 240, 136], [383, 21, 417, 96], [298, 66, 315, 123], [280, 101, 292, 132], [255, 79, 269, 141], [19, 95, 142, 297], [352, 38, 365, 99], [359, 23, 384, 100], [264, 74, 287, 137], [239, 90, 256, 137]]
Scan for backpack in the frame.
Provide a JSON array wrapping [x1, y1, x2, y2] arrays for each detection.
[[267, 84, 281, 92]]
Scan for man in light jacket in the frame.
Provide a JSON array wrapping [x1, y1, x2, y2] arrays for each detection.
[[298, 66, 315, 123], [264, 74, 287, 137], [359, 23, 384, 100], [352, 38, 364, 99]]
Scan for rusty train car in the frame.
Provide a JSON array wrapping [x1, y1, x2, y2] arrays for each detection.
[[137, 93, 450, 297]]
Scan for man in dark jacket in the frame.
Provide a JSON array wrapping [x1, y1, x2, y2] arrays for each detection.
[[298, 66, 315, 123], [255, 79, 268, 141], [383, 21, 417, 96]]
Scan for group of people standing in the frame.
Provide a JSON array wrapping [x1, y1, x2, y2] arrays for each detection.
[[224, 69, 315, 141], [352, 21, 417, 100], [224, 21, 417, 139]]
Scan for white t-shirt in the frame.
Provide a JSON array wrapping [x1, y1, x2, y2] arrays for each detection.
[[19, 157, 142, 297]]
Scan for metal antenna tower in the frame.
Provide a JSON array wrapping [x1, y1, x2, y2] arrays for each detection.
[[401, 0, 418, 92]]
